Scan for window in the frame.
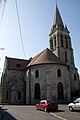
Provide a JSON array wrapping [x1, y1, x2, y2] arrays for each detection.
[[35, 70, 39, 78], [60, 35, 63, 47], [66, 40, 68, 48], [57, 82, 64, 99], [57, 69, 61, 77], [74, 99, 79, 103], [65, 36, 68, 48], [40, 102, 45, 104], [61, 25, 64, 30], [18, 90, 21, 100], [6, 91, 8, 100], [54, 39, 56, 48], [54, 35, 56, 48], [65, 52, 67, 62], [34, 83, 40, 99]]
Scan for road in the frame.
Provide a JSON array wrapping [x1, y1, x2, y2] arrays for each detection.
[[0, 104, 80, 120]]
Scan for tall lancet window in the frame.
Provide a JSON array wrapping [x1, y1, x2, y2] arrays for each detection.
[[65, 36, 68, 48], [54, 35, 56, 48], [60, 35, 63, 47], [6, 91, 8, 100], [57, 69, 61, 77], [34, 83, 40, 99], [35, 70, 39, 78], [65, 52, 67, 62], [18, 90, 21, 100]]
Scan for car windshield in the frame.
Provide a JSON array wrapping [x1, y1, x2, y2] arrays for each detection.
[[74, 98, 80, 103]]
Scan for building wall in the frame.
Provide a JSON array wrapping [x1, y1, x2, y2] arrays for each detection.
[[26, 64, 71, 104], [1, 70, 26, 104], [69, 67, 79, 98], [1, 61, 79, 105]]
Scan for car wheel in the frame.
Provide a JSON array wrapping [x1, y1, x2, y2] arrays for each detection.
[[69, 106, 73, 111], [44, 107, 47, 112]]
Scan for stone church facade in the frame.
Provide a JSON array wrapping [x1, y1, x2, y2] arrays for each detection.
[[1, 6, 79, 104]]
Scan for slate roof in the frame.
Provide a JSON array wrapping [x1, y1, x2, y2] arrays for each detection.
[[27, 48, 64, 67], [5, 48, 65, 70], [6, 56, 30, 70]]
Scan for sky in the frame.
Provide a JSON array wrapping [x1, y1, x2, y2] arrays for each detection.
[[0, 0, 80, 79]]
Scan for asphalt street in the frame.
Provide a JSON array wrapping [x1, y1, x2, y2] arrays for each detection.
[[0, 105, 80, 120]]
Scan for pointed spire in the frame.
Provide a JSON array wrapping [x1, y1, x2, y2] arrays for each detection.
[[49, 5, 64, 35], [53, 5, 64, 26]]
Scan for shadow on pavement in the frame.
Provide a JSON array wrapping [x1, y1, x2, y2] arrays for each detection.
[[36, 109, 65, 113], [71, 110, 80, 112], [50, 109, 65, 113], [0, 107, 17, 120], [56, 110, 65, 112]]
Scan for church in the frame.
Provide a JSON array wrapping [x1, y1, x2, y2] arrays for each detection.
[[1, 5, 79, 104]]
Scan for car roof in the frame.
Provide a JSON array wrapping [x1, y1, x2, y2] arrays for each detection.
[[40, 99, 58, 103]]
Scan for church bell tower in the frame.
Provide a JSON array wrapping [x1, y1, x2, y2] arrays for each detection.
[[49, 5, 75, 67]]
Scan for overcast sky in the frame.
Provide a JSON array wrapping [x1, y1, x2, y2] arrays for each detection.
[[0, 0, 80, 79]]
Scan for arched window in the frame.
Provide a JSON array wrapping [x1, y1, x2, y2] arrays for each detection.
[[34, 83, 40, 99], [6, 91, 8, 100], [60, 35, 63, 47], [18, 90, 21, 100], [65, 52, 67, 62], [35, 70, 39, 78], [54, 35, 56, 48], [57, 69, 61, 77], [57, 82, 64, 100], [65, 36, 68, 48]]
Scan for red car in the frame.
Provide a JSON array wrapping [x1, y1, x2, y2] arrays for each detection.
[[36, 99, 58, 112]]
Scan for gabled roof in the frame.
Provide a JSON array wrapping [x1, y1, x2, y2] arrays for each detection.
[[6, 56, 30, 70], [27, 48, 64, 67], [53, 5, 64, 26]]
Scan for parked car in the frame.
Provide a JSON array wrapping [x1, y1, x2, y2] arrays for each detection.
[[36, 99, 58, 112], [68, 98, 80, 111]]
